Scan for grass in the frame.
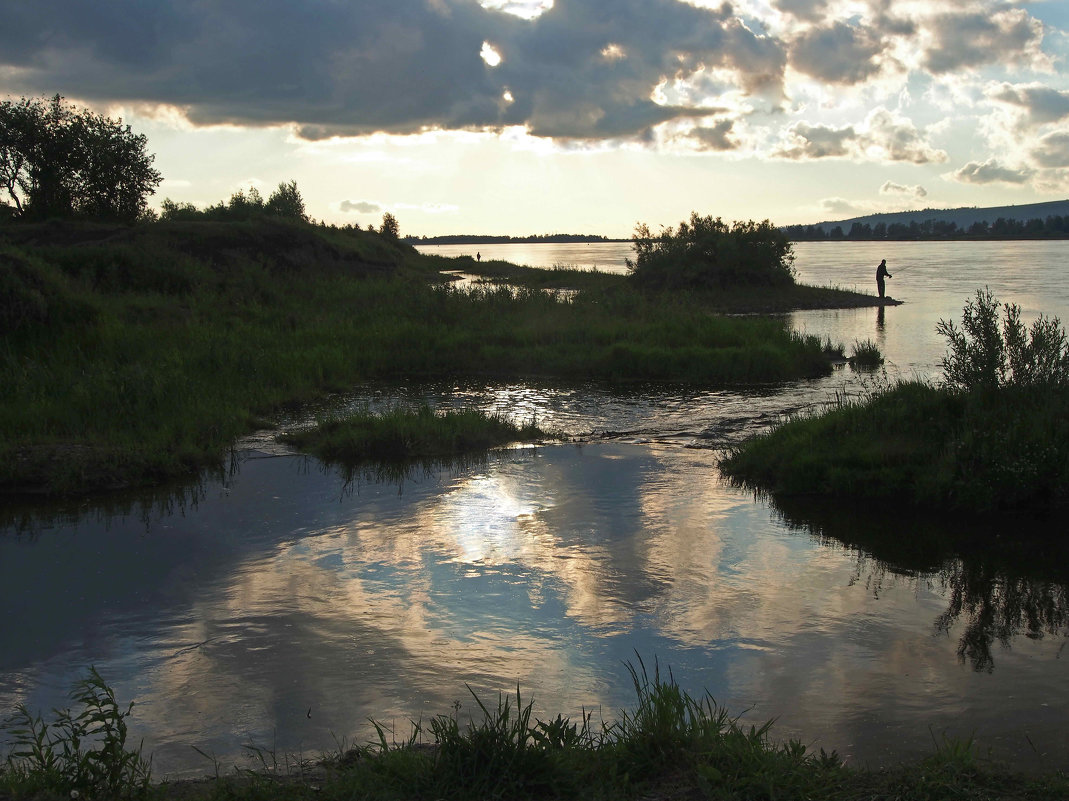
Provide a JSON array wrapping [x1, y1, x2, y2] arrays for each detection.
[[848, 338, 883, 368], [1, 217, 857, 496], [720, 378, 1069, 512], [279, 404, 553, 464], [721, 290, 1069, 514], [3, 662, 1066, 801]]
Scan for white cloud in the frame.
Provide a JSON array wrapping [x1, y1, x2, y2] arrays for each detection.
[[773, 107, 947, 163], [880, 180, 927, 199], [949, 159, 1034, 184], [339, 200, 383, 214]]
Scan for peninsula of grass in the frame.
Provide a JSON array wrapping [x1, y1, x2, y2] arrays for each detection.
[[280, 405, 552, 464], [721, 291, 1069, 513], [0, 216, 865, 496], [3, 663, 1066, 801]]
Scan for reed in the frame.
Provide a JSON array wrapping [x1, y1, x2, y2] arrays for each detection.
[[280, 404, 552, 464]]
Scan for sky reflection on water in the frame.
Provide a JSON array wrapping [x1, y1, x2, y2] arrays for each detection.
[[3, 441, 1067, 777]]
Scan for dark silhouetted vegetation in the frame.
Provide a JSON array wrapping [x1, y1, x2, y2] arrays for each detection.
[[3, 662, 1066, 801], [721, 290, 1069, 513], [159, 180, 308, 223], [0, 94, 161, 223], [0, 218, 842, 495], [280, 404, 552, 464], [627, 214, 796, 290], [405, 232, 618, 244], [784, 214, 1069, 241]]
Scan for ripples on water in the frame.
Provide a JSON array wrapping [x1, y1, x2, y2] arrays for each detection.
[[3, 240, 1069, 777]]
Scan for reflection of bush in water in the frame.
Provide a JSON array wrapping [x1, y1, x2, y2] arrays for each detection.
[[770, 495, 1069, 672]]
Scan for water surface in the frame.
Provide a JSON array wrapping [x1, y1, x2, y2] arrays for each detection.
[[3, 240, 1068, 777]]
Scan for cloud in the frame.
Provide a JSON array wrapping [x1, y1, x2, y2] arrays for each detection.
[[773, 107, 947, 163], [986, 82, 1069, 128], [922, 8, 1046, 73], [340, 200, 382, 214], [879, 180, 927, 199], [949, 159, 1033, 184], [0, 0, 788, 141], [788, 21, 885, 85], [691, 118, 738, 150], [1031, 131, 1069, 168]]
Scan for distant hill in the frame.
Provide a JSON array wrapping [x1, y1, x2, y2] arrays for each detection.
[[787, 199, 1069, 240]]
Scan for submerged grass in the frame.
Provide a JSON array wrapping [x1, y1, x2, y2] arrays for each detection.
[[1, 219, 846, 496], [4, 662, 1065, 801], [279, 404, 552, 464]]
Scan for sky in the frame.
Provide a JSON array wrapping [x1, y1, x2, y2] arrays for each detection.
[[2, 0, 1068, 238]]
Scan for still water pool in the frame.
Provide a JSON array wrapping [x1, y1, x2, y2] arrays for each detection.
[[2, 240, 1068, 777]]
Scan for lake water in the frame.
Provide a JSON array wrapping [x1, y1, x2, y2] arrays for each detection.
[[3, 240, 1068, 778]]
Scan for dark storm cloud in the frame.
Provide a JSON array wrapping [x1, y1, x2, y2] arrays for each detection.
[[789, 21, 884, 84], [0, 0, 786, 141], [951, 159, 1033, 184], [922, 8, 1043, 73]]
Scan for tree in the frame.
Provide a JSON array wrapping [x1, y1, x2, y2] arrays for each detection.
[[0, 94, 162, 222], [380, 212, 399, 239], [266, 180, 307, 221], [627, 213, 795, 290]]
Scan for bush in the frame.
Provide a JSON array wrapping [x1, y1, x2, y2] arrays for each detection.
[[937, 287, 1069, 390], [627, 214, 796, 290]]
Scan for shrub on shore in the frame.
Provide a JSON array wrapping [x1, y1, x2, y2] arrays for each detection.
[[627, 214, 796, 290]]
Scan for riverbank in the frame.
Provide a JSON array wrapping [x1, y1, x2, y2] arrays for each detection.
[[1, 219, 881, 497], [2, 664, 1065, 801]]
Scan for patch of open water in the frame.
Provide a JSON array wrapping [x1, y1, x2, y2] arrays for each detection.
[[2, 240, 1068, 778]]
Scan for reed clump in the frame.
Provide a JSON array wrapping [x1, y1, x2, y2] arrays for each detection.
[[280, 404, 552, 464], [721, 290, 1069, 513]]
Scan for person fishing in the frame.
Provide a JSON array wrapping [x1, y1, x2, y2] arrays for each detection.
[[876, 259, 892, 299]]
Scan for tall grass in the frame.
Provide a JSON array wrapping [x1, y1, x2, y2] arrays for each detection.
[[4, 663, 1066, 800], [1, 220, 837, 494]]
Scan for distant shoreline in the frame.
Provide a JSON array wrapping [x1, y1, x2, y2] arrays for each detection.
[[405, 234, 629, 244]]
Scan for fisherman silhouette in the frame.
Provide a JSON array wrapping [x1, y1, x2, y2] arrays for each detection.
[[876, 259, 892, 299]]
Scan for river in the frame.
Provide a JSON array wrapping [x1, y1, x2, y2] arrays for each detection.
[[2, 240, 1067, 778]]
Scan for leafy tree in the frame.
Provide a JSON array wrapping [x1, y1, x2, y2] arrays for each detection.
[[627, 213, 795, 290], [0, 94, 162, 222], [266, 179, 307, 221], [380, 212, 399, 239]]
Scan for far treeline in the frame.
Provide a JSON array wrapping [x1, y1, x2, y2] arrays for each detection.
[[783, 215, 1069, 241]]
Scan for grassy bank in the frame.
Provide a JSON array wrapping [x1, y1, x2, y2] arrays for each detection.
[[280, 404, 553, 463], [720, 379, 1069, 512], [721, 290, 1069, 513], [2, 664, 1065, 801], [2, 218, 851, 496]]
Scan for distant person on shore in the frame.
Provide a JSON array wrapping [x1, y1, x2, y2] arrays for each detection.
[[476, 251, 481, 262], [876, 259, 891, 299]]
